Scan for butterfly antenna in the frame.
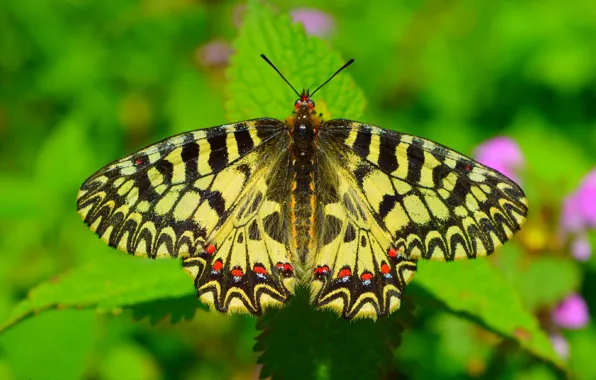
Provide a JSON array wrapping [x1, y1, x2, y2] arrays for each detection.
[[310, 58, 355, 97], [260, 54, 301, 98]]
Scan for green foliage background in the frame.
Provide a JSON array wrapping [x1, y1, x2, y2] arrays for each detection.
[[1, 0, 595, 379]]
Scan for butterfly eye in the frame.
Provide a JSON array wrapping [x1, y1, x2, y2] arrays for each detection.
[[308, 99, 315, 108], [294, 99, 302, 107]]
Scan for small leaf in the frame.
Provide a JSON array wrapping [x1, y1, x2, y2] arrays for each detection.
[[414, 252, 564, 368], [226, 0, 365, 122], [0, 253, 198, 333]]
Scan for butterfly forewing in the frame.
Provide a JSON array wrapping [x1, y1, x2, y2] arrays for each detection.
[[319, 120, 528, 262], [77, 118, 296, 315]]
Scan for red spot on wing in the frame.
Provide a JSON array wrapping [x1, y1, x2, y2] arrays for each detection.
[[381, 263, 391, 274], [134, 158, 143, 166], [253, 265, 267, 275], [388, 248, 397, 258], [465, 164, 472, 171], [338, 268, 352, 278], [206, 244, 217, 255], [314, 265, 330, 275], [360, 272, 373, 281], [276, 262, 293, 275], [231, 267, 244, 277], [212, 259, 223, 272]]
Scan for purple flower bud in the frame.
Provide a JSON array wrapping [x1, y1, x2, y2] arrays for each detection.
[[571, 234, 592, 261], [549, 333, 569, 360], [561, 193, 586, 234], [473, 137, 524, 184], [576, 168, 596, 227], [559, 168, 596, 252], [290, 8, 335, 37], [196, 40, 234, 67], [552, 293, 590, 329]]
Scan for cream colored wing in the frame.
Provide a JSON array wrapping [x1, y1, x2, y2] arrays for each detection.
[[182, 148, 296, 314], [310, 149, 417, 319]]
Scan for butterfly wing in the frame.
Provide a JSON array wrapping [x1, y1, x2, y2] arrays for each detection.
[[311, 120, 528, 319], [77, 119, 295, 314], [310, 148, 417, 319], [183, 146, 295, 314]]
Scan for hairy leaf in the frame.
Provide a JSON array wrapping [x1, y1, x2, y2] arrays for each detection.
[[0, 254, 199, 332], [226, 0, 365, 122], [256, 290, 415, 379]]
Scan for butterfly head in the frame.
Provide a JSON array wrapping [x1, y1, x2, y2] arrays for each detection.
[[260, 54, 354, 116], [294, 90, 316, 112]]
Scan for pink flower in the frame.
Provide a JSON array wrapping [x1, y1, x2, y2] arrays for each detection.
[[549, 333, 569, 360], [560, 168, 596, 261], [571, 234, 592, 261], [561, 194, 586, 234], [552, 293, 590, 329], [473, 137, 524, 184], [571, 168, 596, 228], [561, 168, 596, 232], [290, 8, 335, 37]]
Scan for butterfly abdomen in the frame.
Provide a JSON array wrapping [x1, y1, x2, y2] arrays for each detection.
[[289, 110, 319, 263]]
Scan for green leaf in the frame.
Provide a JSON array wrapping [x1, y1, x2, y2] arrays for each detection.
[[225, 0, 365, 122], [0, 253, 200, 333], [256, 289, 415, 380], [568, 326, 596, 380], [494, 247, 581, 309], [413, 251, 564, 368], [0, 309, 98, 380]]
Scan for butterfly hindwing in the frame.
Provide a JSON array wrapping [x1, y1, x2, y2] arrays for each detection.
[[310, 151, 417, 319], [183, 149, 296, 314], [77, 118, 296, 315]]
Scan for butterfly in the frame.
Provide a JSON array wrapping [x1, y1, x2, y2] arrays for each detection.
[[77, 55, 528, 320]]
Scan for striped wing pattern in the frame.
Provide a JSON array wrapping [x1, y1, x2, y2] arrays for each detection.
[[183, 146, 296, 313], [77, 119, 296, 314], [310, 147, 417, 319], [309, 120, 527, 318], [78, 117, 528, 319]]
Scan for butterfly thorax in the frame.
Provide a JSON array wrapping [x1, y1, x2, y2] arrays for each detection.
[[288, 93, 320, 262]]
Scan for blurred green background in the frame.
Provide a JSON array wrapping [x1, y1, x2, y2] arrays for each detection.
[[1, 0, 595, 379]]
